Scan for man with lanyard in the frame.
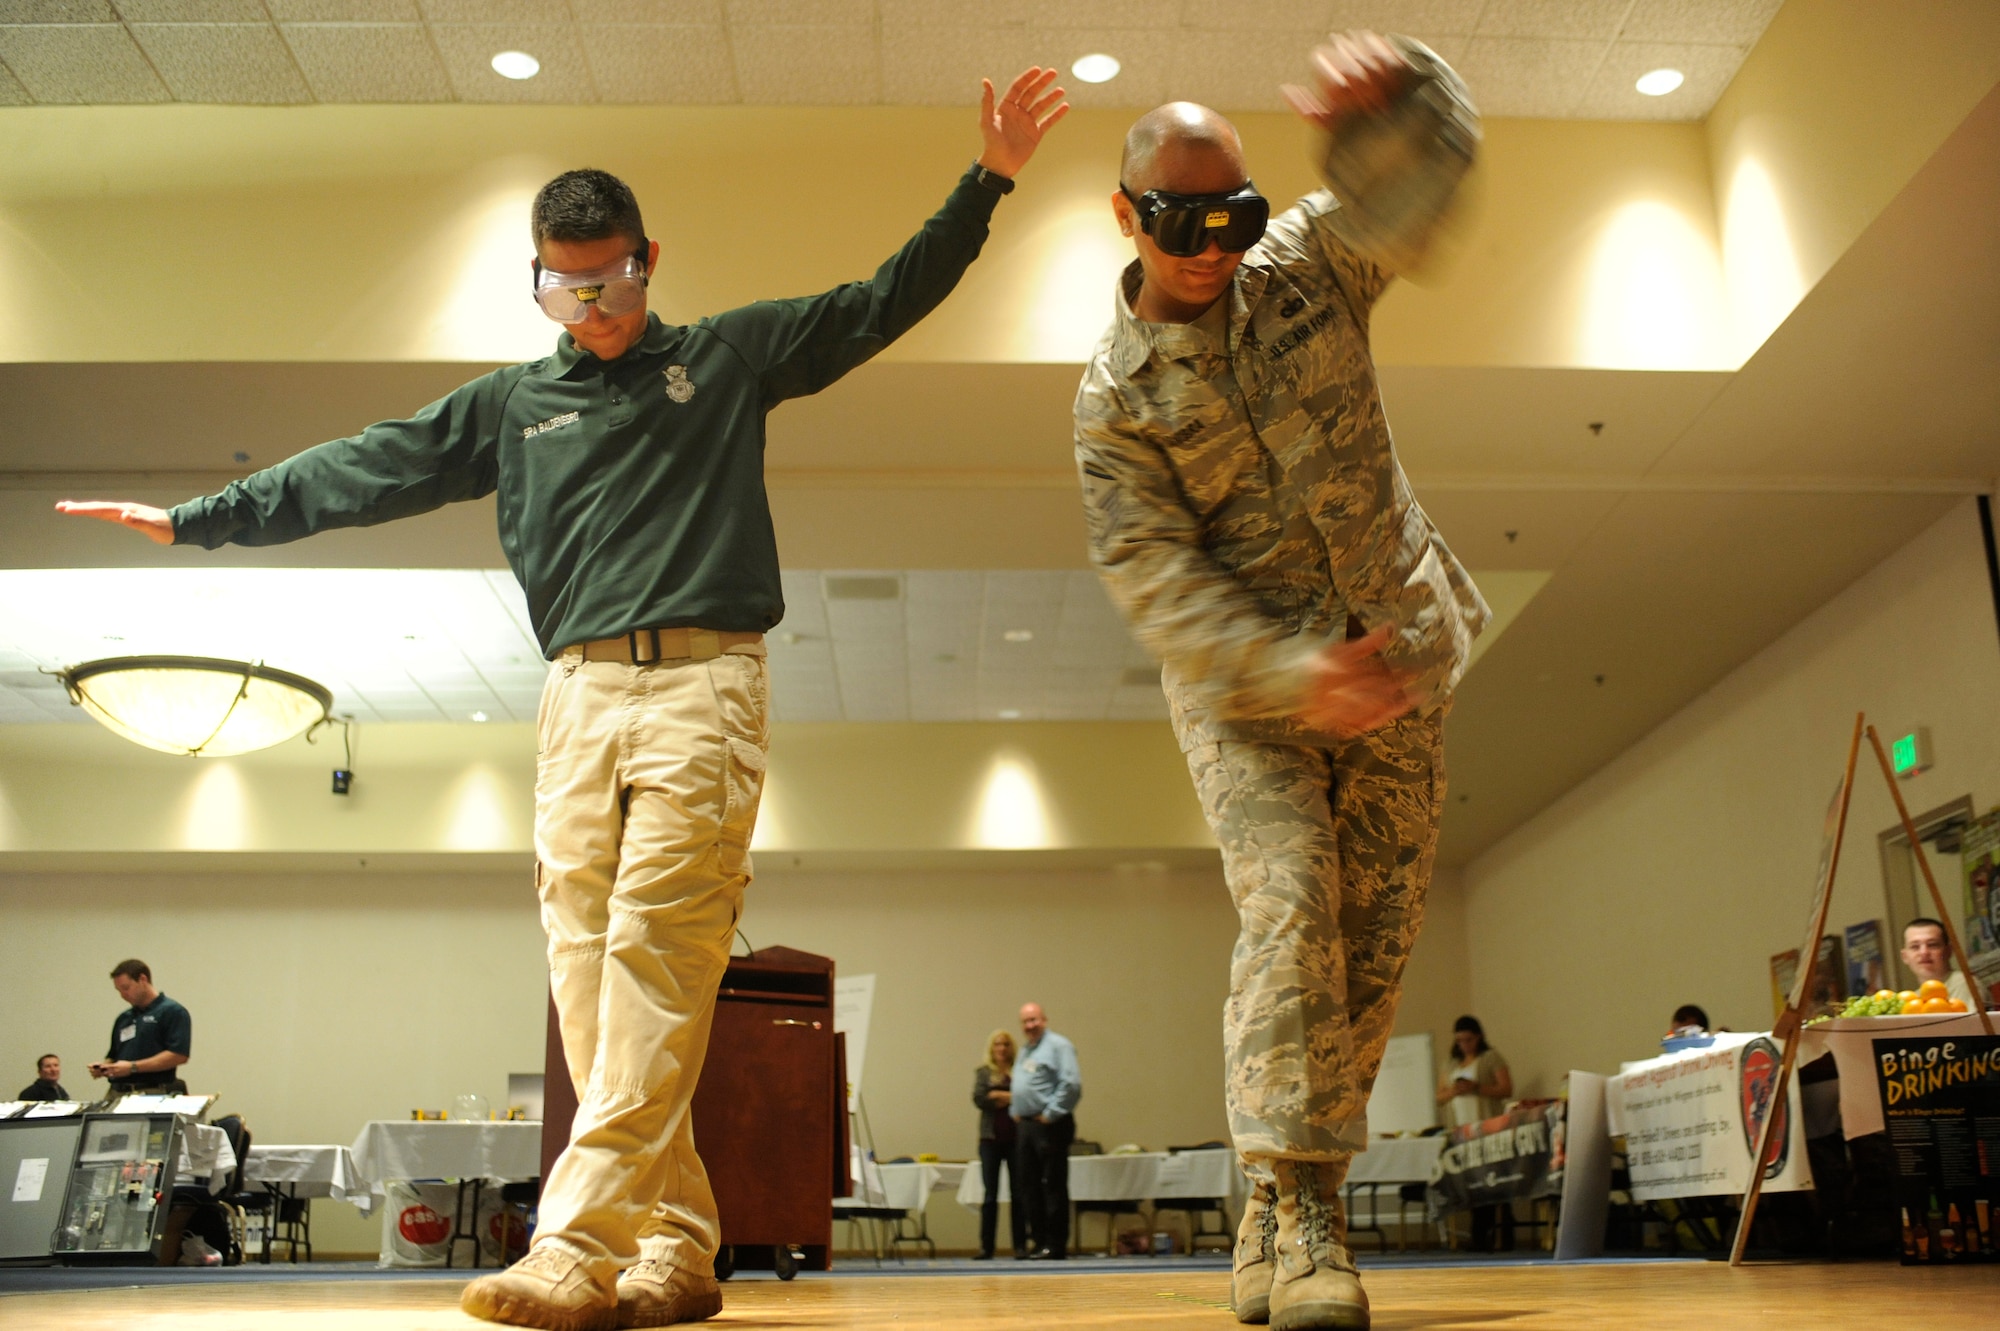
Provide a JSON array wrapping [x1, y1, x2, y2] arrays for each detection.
[[87, 959, 191, 1095], [1073, 32, 1485, 1331], [59, 69, 1067, 1331]]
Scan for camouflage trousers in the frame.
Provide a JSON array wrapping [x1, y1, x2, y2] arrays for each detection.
[[1185, 706, 1447, 1180]]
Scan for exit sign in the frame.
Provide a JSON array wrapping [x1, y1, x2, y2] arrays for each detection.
[[1891, 728, 1933, 778]]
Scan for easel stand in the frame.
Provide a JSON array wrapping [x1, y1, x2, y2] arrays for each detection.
[[1728, 715, 1996, 1265]]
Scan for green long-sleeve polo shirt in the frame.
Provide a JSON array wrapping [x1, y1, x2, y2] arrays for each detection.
[[170, 166, 1004, 656]]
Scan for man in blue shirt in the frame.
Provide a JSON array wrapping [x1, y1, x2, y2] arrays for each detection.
[[1009, 1002, 1081, 1259], [87, 959, 191, 1095]]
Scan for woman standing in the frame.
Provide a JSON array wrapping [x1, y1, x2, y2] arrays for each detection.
[[972, 1029, 1027, 1260], [1436, 1015, 1514, 1250]]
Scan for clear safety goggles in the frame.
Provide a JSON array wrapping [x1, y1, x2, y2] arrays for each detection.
[[531, 246, 649, 324], [1120, 183, 1270, 258]]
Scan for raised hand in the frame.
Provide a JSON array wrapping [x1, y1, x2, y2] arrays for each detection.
[[976, 66, 1070, 180], [1281, 30, 1412, 135], [54, 500, 175, 545], [1297, 625, 1415, 737]]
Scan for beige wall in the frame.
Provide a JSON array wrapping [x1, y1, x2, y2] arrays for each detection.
[[0, 854, 1471, 1257], [1462, 497, 2000, 1098]]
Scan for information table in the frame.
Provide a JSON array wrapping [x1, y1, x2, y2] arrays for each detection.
[[841, 1160, 967, 1213], [1797, 1012, 1994, 1140], [244, 1144, 376, 1214], [348, 1121, 541, 1193], [1606, 1032, 1810, 1201], [956, 1149, 1244, 1209], [178, 1122, 236, 1196]]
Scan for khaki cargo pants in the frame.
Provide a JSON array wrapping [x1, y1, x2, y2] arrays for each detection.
[[1185, 706, 1447, 1186], [530, 642, 768, 1281]]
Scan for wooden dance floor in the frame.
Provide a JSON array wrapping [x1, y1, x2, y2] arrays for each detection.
[[2, 1261, 1988, 1329]]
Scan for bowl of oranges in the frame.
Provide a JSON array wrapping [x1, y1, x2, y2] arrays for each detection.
[[1834, 979, 1970, 1018]]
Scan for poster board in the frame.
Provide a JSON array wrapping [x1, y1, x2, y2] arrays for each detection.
[[1963, 811, 2000, 1004], [1606, 1033, 1811, 1202], [1875, 1035, 2000, 1264], [1363, 1033, 1436, 1136], [1426, 1101, 1564, 1220], [1845, 920, 1888, 997], [832, 974, 875, 1115]]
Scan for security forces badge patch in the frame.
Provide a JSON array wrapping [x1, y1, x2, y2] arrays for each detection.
[[663, 365, 695, 403]]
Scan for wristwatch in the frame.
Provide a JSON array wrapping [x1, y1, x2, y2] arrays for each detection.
[[971, 163, 1015, 195]]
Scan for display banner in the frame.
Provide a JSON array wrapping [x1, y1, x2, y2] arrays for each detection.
[[1426, 1100, 1564, 1220], [1874, 1035, 2000, 1264], [1605, 1032, 1811, 1202]]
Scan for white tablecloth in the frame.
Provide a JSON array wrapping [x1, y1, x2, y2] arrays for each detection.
[[178, 1122, 236, 1195], [348, 1121, 542, 1193], [1348, 1136, 1445, 1185], [838, 1160, 967, 1213], [956, 1150, 1243, 1209], [245, 1143, 377, 1215], [1798, 1011, 1997, 1139]]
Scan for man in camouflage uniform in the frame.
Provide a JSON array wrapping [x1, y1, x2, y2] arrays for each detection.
[[1072, 33, 1486, 1331]]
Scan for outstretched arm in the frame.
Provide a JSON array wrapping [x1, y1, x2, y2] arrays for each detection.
[[709, 67, 1068, 405], [54, 500, 174, 544]]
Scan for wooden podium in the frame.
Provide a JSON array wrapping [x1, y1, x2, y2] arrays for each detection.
[[540, 946, 846, 1278]]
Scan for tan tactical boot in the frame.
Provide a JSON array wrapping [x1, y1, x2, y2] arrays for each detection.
[[1231, 1180, 1279, 1324], [460, 1245, 617, 1331], [615, 1257, 723, 1327], [1268, 1161, 1368, 1331]]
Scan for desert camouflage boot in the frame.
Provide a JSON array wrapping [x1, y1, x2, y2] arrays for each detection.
[[460, 1245, 617, 1331], [1232, 1180, 1279, 1323], [616, 1257, 722, 1327], [1269, 1161, 1368, 1331]]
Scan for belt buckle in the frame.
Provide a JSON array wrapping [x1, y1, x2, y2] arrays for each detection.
[[626, 629, 664, 664]]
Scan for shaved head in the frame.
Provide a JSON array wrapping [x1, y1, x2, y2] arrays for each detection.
[[1120, 102, 1247, 194]]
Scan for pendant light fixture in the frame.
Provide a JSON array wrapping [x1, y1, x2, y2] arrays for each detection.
[[57, 656, 333, 758]]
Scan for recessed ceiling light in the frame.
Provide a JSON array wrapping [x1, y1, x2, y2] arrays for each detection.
[[470, 710, 489, 722], [1003, 628, 1034, 643], [1635, 68, 1684, 96], [491, 51, 540, 80], [1071, 53, 1121, 84], [998, 708, 1023, 720]]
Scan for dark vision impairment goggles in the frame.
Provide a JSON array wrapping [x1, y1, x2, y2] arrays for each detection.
[[1120, 183, 1270, 257], [531, 244, 650, 324]]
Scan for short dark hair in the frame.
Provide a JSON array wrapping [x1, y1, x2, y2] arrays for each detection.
[[1904, 918, 1947, 941], [1671, 1004, 1709, 1029], [1453, 1015, 1489, 1054], [38, 1053, 58, 1067], [110, 958, 151, 982], [532, 169, 645, 250]]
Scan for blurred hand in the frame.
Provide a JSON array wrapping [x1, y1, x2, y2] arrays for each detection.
[[1281, 31, 1412, 135], [976, 67, 1070, 179], [1298, 625, 1415, 736], [55, 500, 174, 545]]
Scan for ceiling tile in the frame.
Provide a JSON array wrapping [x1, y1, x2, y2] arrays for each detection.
[[1031, 26, 1173, 109], [1572, 39, 1744, 121], [266, 0, 417, 18], [1170, 28, 1323, 112], [1620, 0, 1783, 47], [115, 0, 267, 18], [1192, 1, 1332, 31], [418, 0, 567, 20], [1324, 1, 1485, 32], [731, 23, 878, 104], [1015, 0, 1157, 26], [280, 22, 452, 101], [0, 62, 29, 103], [0, 22, 168, 101], [573, 0, 723, 19], [430, 21, 598, 102], [725, 0, 872, 22], [583, 24, 735, 103], [1453, 35, 1605, 118], [879, 25, 1039, 106], [9, 1, 117, 20], [131, 23, 313, 102], [1476, 0, 1628, 41], [878, 0, 992, 23]]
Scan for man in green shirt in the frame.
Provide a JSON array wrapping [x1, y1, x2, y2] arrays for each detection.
[[60, 70, 1067, 1331], [87, 958, 192, 1095]]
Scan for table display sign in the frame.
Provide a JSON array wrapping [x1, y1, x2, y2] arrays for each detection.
[[1962, 810, 2000, 1006], [1875, 1035, 2000, 1265], [1606, 1033, 1811, 1202], [1425, 1100, 1564, 1220]]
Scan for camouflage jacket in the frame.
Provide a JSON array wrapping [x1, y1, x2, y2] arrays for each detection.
[[1074, 176, 1488, 751]]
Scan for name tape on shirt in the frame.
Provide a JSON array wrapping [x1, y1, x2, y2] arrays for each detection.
[[524, 411, 581, 440]]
